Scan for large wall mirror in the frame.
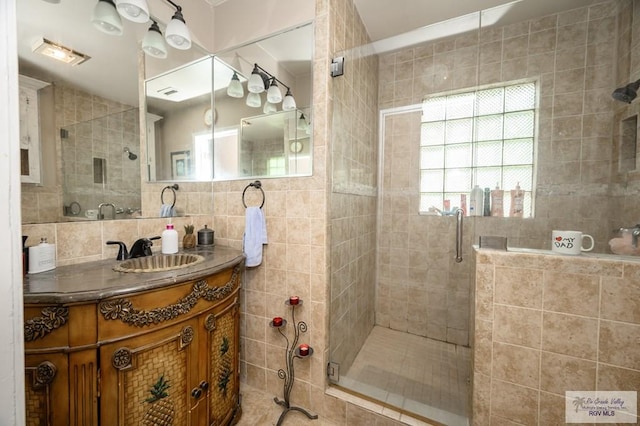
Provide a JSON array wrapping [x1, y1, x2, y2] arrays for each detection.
[[146, 23, 313, 182]]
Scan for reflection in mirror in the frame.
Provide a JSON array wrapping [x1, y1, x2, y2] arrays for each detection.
[[240, 110, 311, 177], [146, 23, 313, 182], [61, 109, 141, 220], [16, 0, 210, 223]]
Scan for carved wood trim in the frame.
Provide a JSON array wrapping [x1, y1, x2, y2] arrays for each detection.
[[31, 361, 57, 389], [99, 266, 240, 327], [24, 307, 69, 342], [112, 347, 132, 370]]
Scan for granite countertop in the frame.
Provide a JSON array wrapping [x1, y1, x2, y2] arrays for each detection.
[[23, 245, 245, 304]]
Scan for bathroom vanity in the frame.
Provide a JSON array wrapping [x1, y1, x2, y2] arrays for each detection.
[[23, 246, 244, 426]]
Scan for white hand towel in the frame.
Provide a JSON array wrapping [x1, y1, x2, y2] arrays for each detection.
[[243, 206, 268, 267], [160, 204, 175, 218]]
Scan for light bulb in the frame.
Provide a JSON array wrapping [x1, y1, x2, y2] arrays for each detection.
[[246, 92, 262, 108], [142, 21, 167, 58], [91, 0, 123, 35], [248, 65, 265, 93], [266, 78, 282, 103], [227, 72, 244, 98], [282, 88, 296, 111], [165, 9, 191, 50], [263, 101, 277, 114], [115, 0, 149, 23]]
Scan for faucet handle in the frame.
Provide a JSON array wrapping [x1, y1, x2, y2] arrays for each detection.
[[106, 240, 128, 261]]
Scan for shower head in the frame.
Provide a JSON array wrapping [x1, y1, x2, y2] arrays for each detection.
[[612, 79, 640, 103], [123, 147, 137, 160]]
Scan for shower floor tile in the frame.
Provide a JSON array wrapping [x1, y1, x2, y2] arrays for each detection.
[[340, 326, 471, 425]]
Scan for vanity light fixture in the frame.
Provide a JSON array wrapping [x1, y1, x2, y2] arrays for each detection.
[[236, 63, 297, 112], [266, 78, 283, 103], [91, 0, 124, 35], [227, 72, 244, 98], [297, 113, 308, 131], [164, 2, 191, 50], [142, 20, 168, 59], [32, 38, 91, 66], [115, 0, 150, 23], [248, 65, 266, 94], [94, 0, 191, 56], [282, 88, 296, 111]]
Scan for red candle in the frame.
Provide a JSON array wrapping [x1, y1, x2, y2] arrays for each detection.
[[289, 296, 300, 305], [299, 344, 309, 356], [272, 317, 283, 327]]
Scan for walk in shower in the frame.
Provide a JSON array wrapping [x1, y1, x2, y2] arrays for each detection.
[[328, 0, 632, 424]]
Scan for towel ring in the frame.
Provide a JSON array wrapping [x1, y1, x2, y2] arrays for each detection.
[[242, 180, 265, 209], [161, 184, 179, 208]]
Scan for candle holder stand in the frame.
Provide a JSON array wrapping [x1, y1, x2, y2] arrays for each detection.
[[270, 300, 318, 425]]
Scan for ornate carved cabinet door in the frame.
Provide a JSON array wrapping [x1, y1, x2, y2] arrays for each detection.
[[99, 319, 200, 425], [202, 295, 241, 426], [25, 353, 69, 426]]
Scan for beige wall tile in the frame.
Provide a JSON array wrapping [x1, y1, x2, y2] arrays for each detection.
[[542, 312, 598, 360], [599, 320, 640, 370], [543, 271, 599, 316], [597, 364, 640, 391], [540, 351, 596, 395], [492, 342, 540, 388], [490, 379, 539, 424], [495, 266, 543, 308], [474, 319, 494, 377], [538, 391, 569, 426], [601, 277, 640, 324], [494, 305, 542, 348]]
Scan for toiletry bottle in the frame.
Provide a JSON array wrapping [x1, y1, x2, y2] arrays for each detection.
[[460, 194, 467, 216], [510, 182, 524, 217], [491, 183, 504, 217], [483, 188, 491, 216], [161, 224, 179, 254], [469, 185, 484, 216]]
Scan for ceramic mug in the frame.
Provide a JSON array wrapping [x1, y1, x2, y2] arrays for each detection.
[[85, 209, 98, 220], [552, 230, 594, 255]]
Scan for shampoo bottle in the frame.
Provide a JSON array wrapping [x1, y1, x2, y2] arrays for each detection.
[[483, 188, 491, 216], [491, 183, 504, 217], [469, 185, 484, 216], [510, 182, 524, 218], [460, 194, 467, 216], [161, 224, 179, 254]]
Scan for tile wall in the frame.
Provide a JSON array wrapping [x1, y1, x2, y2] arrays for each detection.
[[375, 0, 627, 347], [377, 0, 621, 251], [328, 0, 380, 377], [473, 248, 640, 424]]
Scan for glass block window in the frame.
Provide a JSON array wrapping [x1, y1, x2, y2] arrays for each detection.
[[420, 82, 536, 217]]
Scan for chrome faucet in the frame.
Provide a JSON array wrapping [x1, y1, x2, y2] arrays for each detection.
[[98, 202, 116, 220]]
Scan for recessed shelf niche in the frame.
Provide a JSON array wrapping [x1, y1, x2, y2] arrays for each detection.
[[620, 114, 638, 173]]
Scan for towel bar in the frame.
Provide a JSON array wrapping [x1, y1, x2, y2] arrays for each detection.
[[242, 181, 265, 208], [161, 184, 179, 208]]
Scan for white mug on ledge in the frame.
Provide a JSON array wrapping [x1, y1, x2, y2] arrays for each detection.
[[552, 230, 594, 255]]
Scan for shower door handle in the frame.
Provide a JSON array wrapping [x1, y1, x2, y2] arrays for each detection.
[[455, 208, 463, 263]]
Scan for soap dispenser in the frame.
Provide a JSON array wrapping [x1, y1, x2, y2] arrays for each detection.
[[161, 224, 179, 254]]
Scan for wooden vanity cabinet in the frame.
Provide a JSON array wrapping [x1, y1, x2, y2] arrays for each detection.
[[24, 263, 242, 426]]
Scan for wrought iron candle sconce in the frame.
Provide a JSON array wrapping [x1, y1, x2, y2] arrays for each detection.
[[269, 297, 318, 425]]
